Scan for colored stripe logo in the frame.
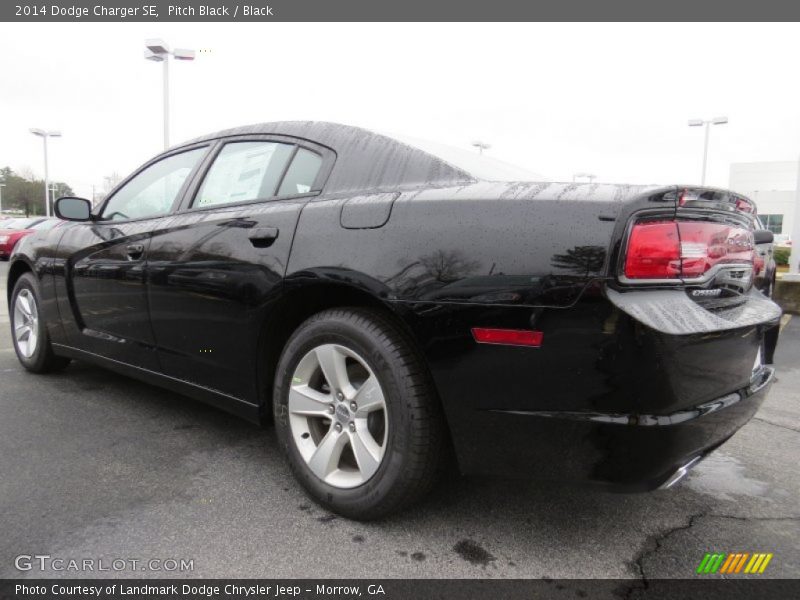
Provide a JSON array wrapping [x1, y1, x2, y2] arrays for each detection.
[[696, 552, 773, 574]]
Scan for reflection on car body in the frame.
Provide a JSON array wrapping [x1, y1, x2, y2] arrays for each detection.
[[6, 122, 782, 519]]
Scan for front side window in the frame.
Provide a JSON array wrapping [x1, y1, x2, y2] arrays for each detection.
[[278, 148, 322, 196], [194, 142, 294, 208], [102, 148, 206, 221]]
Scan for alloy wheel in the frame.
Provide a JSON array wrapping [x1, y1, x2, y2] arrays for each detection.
[[13, 289, 39, 359], [288, 343, 388, 489]]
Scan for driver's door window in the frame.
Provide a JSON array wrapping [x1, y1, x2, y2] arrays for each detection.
[[102, 148, 206, 221]]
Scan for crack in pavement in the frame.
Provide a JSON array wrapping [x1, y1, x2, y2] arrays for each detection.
[[621, 510, 708, 599], [753, 416, 800, 434], [705, 514, 800, 522], [620, 512, 800, 598]]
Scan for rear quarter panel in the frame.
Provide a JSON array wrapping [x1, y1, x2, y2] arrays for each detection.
[[286, 182, 664, 460]]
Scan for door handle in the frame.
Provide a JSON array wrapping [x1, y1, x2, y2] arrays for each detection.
[[248, 227, 279, 248], [125, 243, 145, 260]]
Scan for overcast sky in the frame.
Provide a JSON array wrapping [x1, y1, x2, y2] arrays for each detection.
[[1, 22, 800, 198]]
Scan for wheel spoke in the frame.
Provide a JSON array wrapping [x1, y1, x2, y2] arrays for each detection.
[[14, 323, 30, 340], [17, 294, 32, 318], [27, 329, 37, 354], [307, 428, 347, 481], [349, 428, 382, 480], [354, 375, 385, 415], [288, 384, 332, 417], [315, 345, 352, 396]]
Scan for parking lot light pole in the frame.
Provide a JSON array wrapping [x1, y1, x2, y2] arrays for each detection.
[[471, 140, 491, 155], [29, 128, 61, 217], [688, 116, 728, 185], [145, 40, 196, 150], [0, 182, 5, 214]]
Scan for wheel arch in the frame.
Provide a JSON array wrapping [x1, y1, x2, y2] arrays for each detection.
[[6, 258, 34, 304], [255, 280, 438, 422]]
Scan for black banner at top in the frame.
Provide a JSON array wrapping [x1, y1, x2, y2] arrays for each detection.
[[3, 0, 800, 22]]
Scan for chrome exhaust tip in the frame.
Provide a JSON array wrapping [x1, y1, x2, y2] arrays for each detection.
[[659, 455, 703, 490]]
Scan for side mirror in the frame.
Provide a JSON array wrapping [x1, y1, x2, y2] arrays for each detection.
[[754, 229, 774, 245], [55, 197, 93, 222]]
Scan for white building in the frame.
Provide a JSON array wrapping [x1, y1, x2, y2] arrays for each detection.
[[729, 161, 798, 236]]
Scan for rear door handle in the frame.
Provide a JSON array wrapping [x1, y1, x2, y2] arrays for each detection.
[[125, 243, 145, 260], [248, 227, 279, 248]]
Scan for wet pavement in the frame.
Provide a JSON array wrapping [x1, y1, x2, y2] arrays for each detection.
[[0, 261, 798, 580]]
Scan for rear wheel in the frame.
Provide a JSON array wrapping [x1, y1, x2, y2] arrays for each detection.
[[274, 308, 445, 520], [10, 273, 71, 373]]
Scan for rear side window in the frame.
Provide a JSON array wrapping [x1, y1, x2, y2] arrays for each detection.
[[278, 148, 322, 196], [194, 142, 294, 208]]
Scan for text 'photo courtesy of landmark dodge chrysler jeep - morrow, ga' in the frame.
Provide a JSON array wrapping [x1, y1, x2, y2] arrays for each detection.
[[7, 122, 781, 519]]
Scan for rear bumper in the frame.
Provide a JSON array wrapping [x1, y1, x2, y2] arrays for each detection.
[[416, 286, 780, 488], [454, 366, 774, 489]]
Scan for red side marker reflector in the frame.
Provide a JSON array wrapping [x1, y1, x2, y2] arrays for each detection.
[[471, 328, 543, 347]]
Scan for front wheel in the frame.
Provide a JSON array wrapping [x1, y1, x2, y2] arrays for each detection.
[[274, 308, 446, 520], [10, 273, 71, 373]]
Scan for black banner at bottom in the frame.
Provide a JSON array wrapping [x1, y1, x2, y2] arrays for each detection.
[[1, 579, 799, 600]]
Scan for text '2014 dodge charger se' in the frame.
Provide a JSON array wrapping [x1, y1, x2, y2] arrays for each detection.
[[7, 122, 781, 519]]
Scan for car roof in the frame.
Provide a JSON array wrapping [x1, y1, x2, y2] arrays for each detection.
[[181, 121, 478, 195]]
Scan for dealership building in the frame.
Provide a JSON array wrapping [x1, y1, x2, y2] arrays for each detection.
[[729, 161, 798, 236]]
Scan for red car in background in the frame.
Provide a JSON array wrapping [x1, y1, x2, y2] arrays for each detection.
[[0, 218, 61, 259]]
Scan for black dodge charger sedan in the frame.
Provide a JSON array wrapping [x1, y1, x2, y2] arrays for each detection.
[[7, 122, 781, 519]]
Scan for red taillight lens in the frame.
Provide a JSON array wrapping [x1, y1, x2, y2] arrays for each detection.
[[624, 220, 754, 280], [624, 222, 681, 279], [677, 222, 755, 278]]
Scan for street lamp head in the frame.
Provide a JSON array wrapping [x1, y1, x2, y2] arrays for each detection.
[[712, 116, 729, 125], [144, 49, 165, 62], [688, 119, 704, 127], [29, 128, 61, 138], [145, 39, 169, 55], [172, 48, 196, 61]]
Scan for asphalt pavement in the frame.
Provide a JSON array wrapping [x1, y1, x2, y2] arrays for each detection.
[[0, 260, 798, 581]]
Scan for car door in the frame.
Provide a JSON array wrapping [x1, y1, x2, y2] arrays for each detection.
[[56, 145, 209, 370], [145, 136, 331, 402]]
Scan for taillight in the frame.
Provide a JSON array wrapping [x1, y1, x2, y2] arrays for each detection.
[[624, 220, 754, 280], [624, 222, 681, 279]]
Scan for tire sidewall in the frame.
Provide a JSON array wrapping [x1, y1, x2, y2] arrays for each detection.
[[10, 274, 50, 372], [274, 312, 415, 515]]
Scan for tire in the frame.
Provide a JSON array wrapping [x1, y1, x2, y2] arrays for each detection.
[[10, 273, 71, 373], [274, 307, 445, 520]]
